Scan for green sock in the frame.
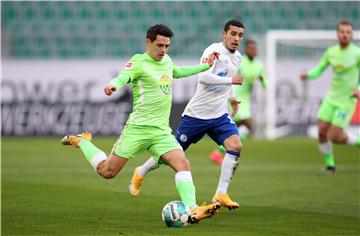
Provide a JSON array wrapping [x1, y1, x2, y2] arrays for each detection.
[[323, 154, 335, 167], [175, 171, 197, 210], [78, 140, 107, 169], [217, 145, 226, 154]]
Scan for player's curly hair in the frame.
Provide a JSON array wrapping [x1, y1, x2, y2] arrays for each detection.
[[146, 24, 174, 42]]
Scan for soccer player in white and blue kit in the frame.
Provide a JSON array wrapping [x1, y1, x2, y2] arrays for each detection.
[[130, 20, 245, 209]]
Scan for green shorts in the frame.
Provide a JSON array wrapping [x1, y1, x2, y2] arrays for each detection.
[[233, 101, 251, 123], [111, 125, 182, 162], [317, 98, 356, 128]]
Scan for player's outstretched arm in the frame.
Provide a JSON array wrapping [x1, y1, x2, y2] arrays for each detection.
[[172, 51, 219, 79], [301, 52, 329, 80], [105, 73, 131, 96]]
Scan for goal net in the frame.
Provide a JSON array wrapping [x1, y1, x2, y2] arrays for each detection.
[[264, 30, 360, 139]]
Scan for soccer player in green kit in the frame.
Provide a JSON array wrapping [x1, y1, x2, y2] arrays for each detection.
[[210, 39, 268, 165], [61, 24, 221, 223], [300, 20, 360, 174]]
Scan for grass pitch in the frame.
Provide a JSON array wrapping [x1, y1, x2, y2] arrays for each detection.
[[2, 136, 359, 235]]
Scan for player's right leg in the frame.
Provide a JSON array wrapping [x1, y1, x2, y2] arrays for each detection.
[[61, 131, 128, 178]]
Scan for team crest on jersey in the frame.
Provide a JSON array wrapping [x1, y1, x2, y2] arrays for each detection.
[[125, 62, 134, 68], [159, 75, 172, 94], [334, 64, 346, 74]]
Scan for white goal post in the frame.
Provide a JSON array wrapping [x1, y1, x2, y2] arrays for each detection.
[[265, 30, 360, 140]]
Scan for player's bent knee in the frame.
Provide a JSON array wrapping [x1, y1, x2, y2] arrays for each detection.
[[327, 133, 343, 143], [99, 170, 117, 179], [97, 165, 118, 179], [178, 158, 190, 171], [226, 142, 243, 153]]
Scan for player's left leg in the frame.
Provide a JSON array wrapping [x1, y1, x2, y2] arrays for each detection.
[[160, 150, 220, 223], [148, 130, 220, 223], [208, 114, 242, 209]]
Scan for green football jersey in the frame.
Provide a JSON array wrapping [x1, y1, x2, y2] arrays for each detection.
[[307, 43, 360, 106], [234, 55, 268, 104], [108, 53, 209, 131]]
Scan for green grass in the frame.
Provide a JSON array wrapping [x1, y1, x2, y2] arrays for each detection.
[[2, 137, 360, 235]]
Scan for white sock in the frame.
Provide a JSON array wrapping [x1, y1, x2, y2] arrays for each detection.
[[319, 141, 333, 155], [89, 152, 107, 170], [215, 152, 239, 195], [346, 132, 358, 145], [137, 156, 160, 177], [175, 171, 193, 182]]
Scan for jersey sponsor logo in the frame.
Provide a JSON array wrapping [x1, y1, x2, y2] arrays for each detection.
[[125, 62, 134, 68], [159, 75, 172, 94], [179, 134, 188, 143], [217, 71, 228, 77]]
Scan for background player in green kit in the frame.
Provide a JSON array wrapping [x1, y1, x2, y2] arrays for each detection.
[[300, 20, 360, 174], [210, 39, 268, 165], [61, 24, 221, 223]]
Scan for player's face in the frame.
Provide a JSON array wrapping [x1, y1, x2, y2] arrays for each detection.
[[223, 25, 244, 53], [245, 43, 257, 59], [146, 35, 170, 61], [337, 24, 353, 47]]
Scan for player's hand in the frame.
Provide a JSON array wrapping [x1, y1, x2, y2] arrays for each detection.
[[232, 75, 243, 85], [300, 73, 308, 81], [206, 51, 220, 66], [104, 85, 116, 96], [351, 88, 360, 99], [229, 97, 240, 116]]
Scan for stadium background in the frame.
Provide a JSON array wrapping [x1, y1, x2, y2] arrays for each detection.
[[2, 1, 359, 137], [1, 1, 360, 236]]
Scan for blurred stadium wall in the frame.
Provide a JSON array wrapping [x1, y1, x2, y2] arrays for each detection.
[[1, 1, 359, 137]]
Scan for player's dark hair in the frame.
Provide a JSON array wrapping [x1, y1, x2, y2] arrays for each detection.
[[146, 24, 174, 42], [337, 20, 353, 31], [245, 39, 257, 46], [224, 19, 244, 32]]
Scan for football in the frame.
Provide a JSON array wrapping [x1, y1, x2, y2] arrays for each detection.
[[161, 200, 191, 228]]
